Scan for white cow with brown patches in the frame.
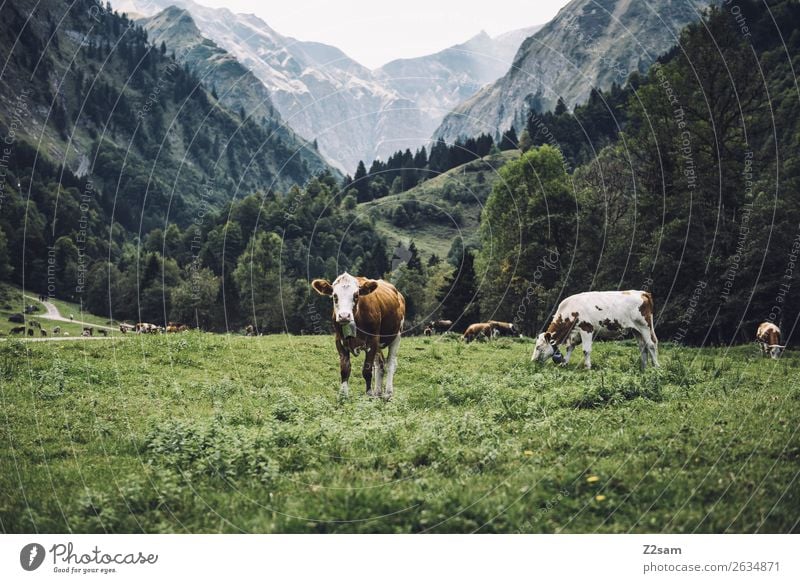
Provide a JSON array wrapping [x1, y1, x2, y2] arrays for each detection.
[[756, 322, 783, 359], [532, 290, 659, 370]]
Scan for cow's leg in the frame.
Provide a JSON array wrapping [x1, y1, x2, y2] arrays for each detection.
[[642, 330, 659, 368], [374, 350, 385, 396], [337, 342, 351, 398], [563, 330, 581, 364], [363, 340, 379, 397], [384, 334, 401, 400], [579, 330, 593, 369]]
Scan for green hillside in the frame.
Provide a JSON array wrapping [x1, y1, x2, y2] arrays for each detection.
[[359, 150, 520, 259]]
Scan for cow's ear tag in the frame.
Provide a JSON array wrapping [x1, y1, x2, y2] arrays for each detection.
[[342, 322, 357, 338]]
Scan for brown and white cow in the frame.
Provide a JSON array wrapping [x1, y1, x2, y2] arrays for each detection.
[[756, 322, 783, 359], [532, 290, 659, 370], [462, 322, 492, 342], [487, 320, 521, 338], [312, 272, 405, 399]]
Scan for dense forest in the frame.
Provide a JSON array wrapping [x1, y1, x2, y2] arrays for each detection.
[[1, 0, 799, 344], [475, 0, 800, 344]]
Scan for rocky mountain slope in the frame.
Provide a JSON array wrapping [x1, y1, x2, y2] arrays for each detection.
[[0, 0, 330, 233], [434, 0, 709, 142], [114, 0, 537, 172], [138, 6, 331, 176]]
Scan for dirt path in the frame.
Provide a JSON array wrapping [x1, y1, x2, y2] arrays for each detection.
[[23, 295, 117, 331]]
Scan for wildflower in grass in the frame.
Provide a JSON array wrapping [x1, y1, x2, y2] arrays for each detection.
[[523, 450, 534, 456], [595, 494, 606, 502], [586, 475, 599, 483]]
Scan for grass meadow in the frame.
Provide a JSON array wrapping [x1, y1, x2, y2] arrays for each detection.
[[0, 332, 798, 533]]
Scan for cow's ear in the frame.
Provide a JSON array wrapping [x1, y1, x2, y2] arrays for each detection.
[[544, 332, 552, 343], [311, 279, 333, 296], [359, 279, 379, 296]]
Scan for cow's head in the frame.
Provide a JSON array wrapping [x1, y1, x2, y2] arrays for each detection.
[[532, 332, 563, 364], [311, 272, 379, 324], [769, 345, 784, 359], [532, 332, 554, 362]]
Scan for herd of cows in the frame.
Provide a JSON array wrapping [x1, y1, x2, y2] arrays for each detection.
[[311, 272, 787, 399], [6, 273, 787, 400]]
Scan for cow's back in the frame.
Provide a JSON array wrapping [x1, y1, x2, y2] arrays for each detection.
[[356, 278, 405, 344], [757, 322, 780, 345], [558, 290, 653, 331]]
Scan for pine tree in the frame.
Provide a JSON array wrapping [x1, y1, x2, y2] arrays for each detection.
[[438, 249, 478, 326], [406, 241, 423, 273]]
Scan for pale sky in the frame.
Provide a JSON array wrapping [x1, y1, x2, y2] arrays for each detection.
[[194, 0, 571, 68]]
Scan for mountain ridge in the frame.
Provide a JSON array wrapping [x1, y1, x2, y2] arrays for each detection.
[[112, 0, 540, 172], [433, 0, 710, 142]]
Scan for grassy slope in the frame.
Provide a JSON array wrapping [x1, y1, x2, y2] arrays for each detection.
[[359, 150, 520, 259], [0, 285, 119, 336], [1, 333, 797, 533]]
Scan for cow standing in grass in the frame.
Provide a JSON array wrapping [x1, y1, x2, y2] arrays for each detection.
[[532, 290, 659, 370], [462, 322, 495, 342], [312, 273, 405, 399], [756, 322, 783, 359]]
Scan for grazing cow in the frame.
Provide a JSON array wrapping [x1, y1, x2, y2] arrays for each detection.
[[423, 326, 433, 336], [488, 320, 521, 337], [8, 313, 24, 323], [532, 290, 659, 370], [244, 324, 255, 337], [463, 322, 495, 343], [40, 329, 47, 337], [756, 322, 783, 359], [9, 326, 25, 335], [53, 326, 61, 335], [429, 319, 454, 333], [135, 322, 157, 334], [82, 327, 94, 337], [166, 325, 179, 334], [311, 272, 405, 399], [27, 328, 33, 336]]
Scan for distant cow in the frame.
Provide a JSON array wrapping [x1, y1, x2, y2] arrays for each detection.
[[53, 326, 61, 335], [244, 324, 255, 337], [312, 272, 406, 399], [463, 322, 495, 343], [82, 327, 94, 337], [532, 290, 659, 370], [135, 323, 158, 334], [40, 329, 47, 337], [9, 326, 25, 335], [423, 326, 433, 336], [487, 320, 520, 337], [429, 319, 454, 333], [27, 328, 33, 336], [8, 313, 24, 323], [756, 322, 783, 359]]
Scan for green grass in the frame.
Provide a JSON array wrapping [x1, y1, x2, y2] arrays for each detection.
[[1, 333, 798, 533], [360, 150, 520, 259]]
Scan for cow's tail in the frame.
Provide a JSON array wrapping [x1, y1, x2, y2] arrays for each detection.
[[643, 291, 658, 344]]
